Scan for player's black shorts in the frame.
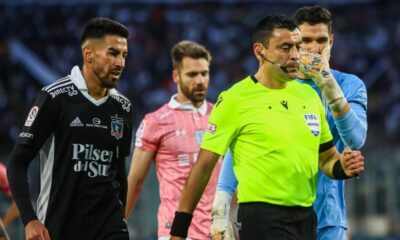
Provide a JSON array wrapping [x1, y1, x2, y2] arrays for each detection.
[[237, 202, 317, 240]]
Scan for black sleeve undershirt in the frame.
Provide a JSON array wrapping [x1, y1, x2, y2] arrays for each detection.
[[7, 144, 38, 226]]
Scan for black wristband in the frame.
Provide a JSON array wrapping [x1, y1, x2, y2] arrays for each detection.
[[170, 211, 193, 238], [332, 159, 351, 180]]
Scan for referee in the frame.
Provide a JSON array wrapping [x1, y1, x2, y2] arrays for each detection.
[[170, 15, 364, 240], [8, 18, 132, 240]]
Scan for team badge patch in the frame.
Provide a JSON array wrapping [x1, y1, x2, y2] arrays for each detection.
[[195, 130, 204, 144], [206, 123, 217, 134], [304, 114, 320, 136], [111, 115, 124, 140], [24, 106, 39, 127]]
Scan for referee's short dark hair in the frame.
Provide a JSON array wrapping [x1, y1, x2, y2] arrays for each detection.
[[81, 17, 129, 45], [253, 15, 298, 48], [293, 6, 333, 34]]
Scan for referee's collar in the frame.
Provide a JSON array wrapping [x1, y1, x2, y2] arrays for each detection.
[[168, 94, 208, 116]]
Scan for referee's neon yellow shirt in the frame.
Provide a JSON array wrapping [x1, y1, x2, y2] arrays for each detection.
[[202, 76, 333, 207]]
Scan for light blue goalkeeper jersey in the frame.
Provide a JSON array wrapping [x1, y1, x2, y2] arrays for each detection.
[[217, 69, 368, 233]]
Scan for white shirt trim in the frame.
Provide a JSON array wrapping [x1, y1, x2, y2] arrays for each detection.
[[70, 66, 111, 106], [167, 94, 208, 116]]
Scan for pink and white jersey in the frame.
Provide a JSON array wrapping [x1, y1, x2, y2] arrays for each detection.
[[135, 95, 221, 239], [0, 163, 11, 197]]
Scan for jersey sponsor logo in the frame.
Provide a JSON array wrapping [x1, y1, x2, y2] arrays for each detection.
[[304, 114, 320, 136], [72, 143, 113, 178], [206, 123, 217, 134], [24, 106, 39, 127], [49, 85, 78, 98], [86, 117, 107, 129], [19, 132, 34, 139], [280, 100, 288, 110], [70, 117, 84, 127], [195, 130, 204, 144], [178, 154, 190, 166], [111, 115, 124, 140], [109, 94, 131, 112]]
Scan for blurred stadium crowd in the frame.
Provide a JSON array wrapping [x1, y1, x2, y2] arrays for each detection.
[[0, 0, 400, 239]]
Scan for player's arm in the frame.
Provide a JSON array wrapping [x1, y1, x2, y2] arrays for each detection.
[[216, 149, 238, 195], [117, 105, 133, 210], [8, 145, 51, 240], [170, 149, 221, 240], [116, 156, 128, 208], [318, 145, 364, 179], [2, 200, 19, 228], [8, 90, 56, 240], [300, 45, 347, 116], [300, 46, 368, 147], [8, 142, 39, 227], [125, 148, 155, 219], [334, 81, 368, 149], [210, 149, 237, 239]]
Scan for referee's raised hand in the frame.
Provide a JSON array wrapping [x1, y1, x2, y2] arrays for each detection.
[[25, 220, 51, 240]]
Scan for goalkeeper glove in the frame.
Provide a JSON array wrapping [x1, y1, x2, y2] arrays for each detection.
[[299, 45, 346, 112], [210, 191, 234, 240]]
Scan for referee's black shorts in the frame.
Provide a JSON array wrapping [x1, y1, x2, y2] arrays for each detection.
[[237, 202, 317, 240]]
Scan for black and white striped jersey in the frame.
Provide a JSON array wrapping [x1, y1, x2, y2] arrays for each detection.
[[16, 66, 132, 239]]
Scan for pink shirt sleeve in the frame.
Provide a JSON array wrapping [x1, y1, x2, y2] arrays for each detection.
[[0, 163, 11, 197], [135, 113, 160, 152]]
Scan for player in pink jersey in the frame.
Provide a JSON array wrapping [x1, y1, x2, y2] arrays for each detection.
[[0, 162, 19, 237], [125, 40, 221, 239]]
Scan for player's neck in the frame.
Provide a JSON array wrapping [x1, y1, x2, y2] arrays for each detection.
[[175, 93, 203, 109], [82, 66, 108, 100]]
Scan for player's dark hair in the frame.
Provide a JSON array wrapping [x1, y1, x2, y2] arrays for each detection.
[[294, 6, 333, 34], [171, 40, 212, 70], [253, 15, 298, 48], [81, 17, 129, 45]]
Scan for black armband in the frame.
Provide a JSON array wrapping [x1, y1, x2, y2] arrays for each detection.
[[170, 211, 193, 238], [332, 159, 351, 180]]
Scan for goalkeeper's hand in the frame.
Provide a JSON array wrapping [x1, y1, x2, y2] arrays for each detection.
[[210, 191, 234, 240], [299, 45, 346, 112], [299, 44, 331, 85]]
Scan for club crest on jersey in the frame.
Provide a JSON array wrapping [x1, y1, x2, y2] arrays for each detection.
[[195, 130, 204, 144], [304, 114, 320, 137], [111, 115, 124, 140], [25, 106, 39, 127]]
